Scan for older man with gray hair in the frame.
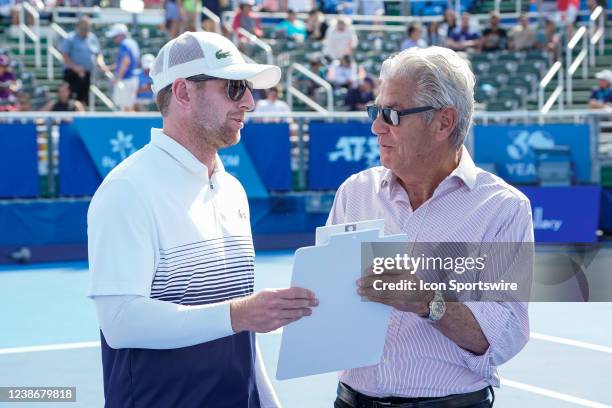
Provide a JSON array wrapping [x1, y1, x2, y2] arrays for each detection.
[[328, 46, 533, 407]]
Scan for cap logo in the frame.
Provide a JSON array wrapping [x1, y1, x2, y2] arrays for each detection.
[[215, 49, 231, 60]]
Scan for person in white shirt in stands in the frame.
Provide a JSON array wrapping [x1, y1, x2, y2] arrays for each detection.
[[323, 17, 358, 61], [254, 86, 290, 116], [105, 23, 141, 112]]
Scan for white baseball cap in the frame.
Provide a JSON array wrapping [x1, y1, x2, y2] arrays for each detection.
[[105, 23, 129, 38], [141, 53, 155, 70], [595, 69, 612, 83], [149, 31, 281, 95]]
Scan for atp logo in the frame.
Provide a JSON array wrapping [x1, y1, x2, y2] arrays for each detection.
[[328, 136, 380, 167], [505, 130, 555, 177], [101, 130, 136, 170]]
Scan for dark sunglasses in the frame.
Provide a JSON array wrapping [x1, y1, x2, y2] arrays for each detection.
[[186, 74, 253, 102], [366, 104, 436, 126]]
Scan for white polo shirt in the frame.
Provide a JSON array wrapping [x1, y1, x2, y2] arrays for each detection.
[[88, 128, 255, 329]]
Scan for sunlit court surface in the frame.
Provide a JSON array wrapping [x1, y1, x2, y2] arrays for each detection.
[[1, 251, 611, 407]]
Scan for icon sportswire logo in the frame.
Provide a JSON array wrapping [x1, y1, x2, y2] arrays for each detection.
[[215, 49, 231, 59]]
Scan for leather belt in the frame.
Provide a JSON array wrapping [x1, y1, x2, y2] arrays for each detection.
[[337, 382, 493, 408]]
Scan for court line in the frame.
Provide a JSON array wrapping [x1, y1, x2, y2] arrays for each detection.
[[0, 341, 100, 355], [501, 379, 612, 408], [530, 332, 612, 354]]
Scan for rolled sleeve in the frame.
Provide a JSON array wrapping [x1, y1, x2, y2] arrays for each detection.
[[460, 301, 529, 381]]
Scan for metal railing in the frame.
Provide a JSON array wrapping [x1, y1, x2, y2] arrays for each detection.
[[286, 63, 333, 114], [566, 25, 588, 106], [46, 23, 116, 112], [202, 6, 222, 35], [539, 61, 563, 114], [235, 27, 274, 65], [18, 2, 41, 68], [589, 6, 605, 68]]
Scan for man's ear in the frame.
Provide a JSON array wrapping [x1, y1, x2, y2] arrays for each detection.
[[171, 79, 191, 110], [434, 107, 457, 142]]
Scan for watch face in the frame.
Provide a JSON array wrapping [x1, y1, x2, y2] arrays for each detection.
[[432, 301, 445, 316]]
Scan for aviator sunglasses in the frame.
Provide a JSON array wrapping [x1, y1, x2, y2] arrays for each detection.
[[186, 74, 253, 102], [366, 104, 436, 126]]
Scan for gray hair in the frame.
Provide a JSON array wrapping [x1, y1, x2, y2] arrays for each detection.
[[379, 46, 475, 149]]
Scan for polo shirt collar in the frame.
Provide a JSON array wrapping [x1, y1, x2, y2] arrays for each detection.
[[379, 145, 477, 194], [150, 128, 225, 176]]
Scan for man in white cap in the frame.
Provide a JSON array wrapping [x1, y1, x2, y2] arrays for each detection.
[[88, 31, 318, 407], [105, 23, 140, 111], [135, 53, 155, 110], [589, 69, 612, 109]]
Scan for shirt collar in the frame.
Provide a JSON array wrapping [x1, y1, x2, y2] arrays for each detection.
[[150, 128, 225, 177], [379, 146, 477, 192]]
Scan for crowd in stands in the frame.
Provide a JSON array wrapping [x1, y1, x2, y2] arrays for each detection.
[[0, 0, 609, 113]]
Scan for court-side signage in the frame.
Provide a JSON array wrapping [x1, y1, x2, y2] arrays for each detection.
[[520, 186, 600, 242], [308, 121, 378, 189], [70, 118, 292, 198], [473, 124, 591, 184]]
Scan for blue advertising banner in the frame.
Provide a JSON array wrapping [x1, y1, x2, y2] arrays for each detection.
[[520, 186, 600, 242], [308, 121, 378, 189], [59, 124, 102, 196], [72, 117, 160, 178], [70, 118, 282, 198], [0, 123, 39, 198], [473, 124, 591, 184], [241, 123, 291, 191]]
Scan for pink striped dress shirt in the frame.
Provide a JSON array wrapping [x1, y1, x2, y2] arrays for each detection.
[[326, 148, 534, 398]]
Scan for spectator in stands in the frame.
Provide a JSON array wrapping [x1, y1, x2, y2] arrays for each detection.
[[326, 55, 363, 88], [17, 92, 31, 111], [306, 9, 328, 40], [202, 0, 222, 33], [41, 81, 85, 112], [509, 13, 536, 51], [0, 54, 18, 111], [401, 23, 427, 50], [537, 18, 561, 59], [254, 86, 291, 119], [323, 17, 358, 61], [231, 0, 263, 44], [589, 69, 612, 109], [344, 76, 375, 111], [60, 16, 108, 105], [183, 0, 200, 32], [274, 9, 307, 41], [261, 0, 281, 12], [556, 0, 579, 31], [437, 8, 457, 45], [106, 23, 140, 112], [426, 21, 443, 46], [446, 13, 480, 52], [481, 11, 507, 52], [163, 0, 184, 39], [135, 54, 155, 111]]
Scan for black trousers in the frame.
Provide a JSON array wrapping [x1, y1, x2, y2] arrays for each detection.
[[63, 68, 91, 104]]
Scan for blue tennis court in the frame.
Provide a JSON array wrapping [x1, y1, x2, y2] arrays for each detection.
[[1, 251, 611, 408]]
